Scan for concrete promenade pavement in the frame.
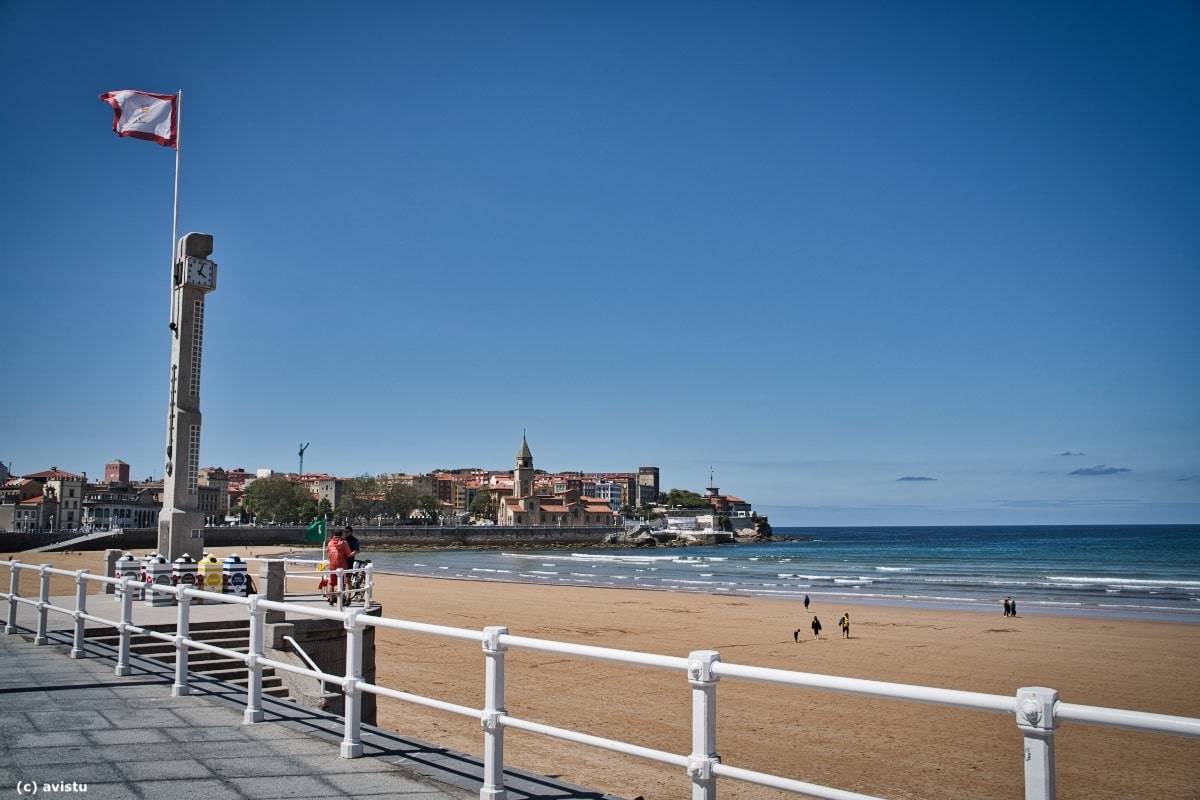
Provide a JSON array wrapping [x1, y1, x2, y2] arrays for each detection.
[[0, 627, 617, 800]]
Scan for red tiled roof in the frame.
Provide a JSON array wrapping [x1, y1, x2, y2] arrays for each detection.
[[24, 468, 81, 480]]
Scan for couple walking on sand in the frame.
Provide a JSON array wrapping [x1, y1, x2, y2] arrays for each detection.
[[1003, 596, 1018, 617], [793, 611, 850, 641]]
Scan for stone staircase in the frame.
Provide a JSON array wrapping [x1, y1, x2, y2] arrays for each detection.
[[85, 618, 291, 699]]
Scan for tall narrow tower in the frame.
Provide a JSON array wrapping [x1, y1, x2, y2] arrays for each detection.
[[158, 232, 218, 559], [514, 435, 534, 499]]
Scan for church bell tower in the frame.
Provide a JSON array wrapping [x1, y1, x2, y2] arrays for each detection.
[[514, 435, 534, 498]]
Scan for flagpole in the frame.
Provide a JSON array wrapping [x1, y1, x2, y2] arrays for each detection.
[[170, 89, 182, 326]]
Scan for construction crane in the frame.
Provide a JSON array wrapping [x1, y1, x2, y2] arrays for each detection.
[[298, 442, 310, 476]]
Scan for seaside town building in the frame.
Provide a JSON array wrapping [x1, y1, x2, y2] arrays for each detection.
[[0, 452, 709, 532], [498, 437, 616, 526], [104, 459, 130, 484]]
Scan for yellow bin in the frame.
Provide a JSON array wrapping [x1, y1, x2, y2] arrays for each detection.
[[197, 554, 225, 601]]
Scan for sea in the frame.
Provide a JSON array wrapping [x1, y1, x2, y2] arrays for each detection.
[[310, 525, 1200, 623]]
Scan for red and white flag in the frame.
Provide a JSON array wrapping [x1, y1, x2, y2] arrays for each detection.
[[99, 89, 178, 148]]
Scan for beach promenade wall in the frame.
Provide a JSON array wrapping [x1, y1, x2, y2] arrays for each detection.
[[4, 525, 621, 552]]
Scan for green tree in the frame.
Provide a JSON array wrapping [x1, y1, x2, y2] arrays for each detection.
[[470, 491, 498, 521], [337, 475, 385, 523], [383, 482, 419, 519], [317, 498, 333, 519], [298, 496, 319, 523], [244, 477, 311, 523], [660, 488, 710, 509], [417, 495, 441, 522]]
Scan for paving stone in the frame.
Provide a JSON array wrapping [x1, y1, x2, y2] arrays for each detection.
[[9, 731, 89, 748], [11, 761, 124, 784], [290, 753, 398, 774], [164, 724, 250, 742], [138, 778, 247, 800], [24, 781, 137, 800], [171, 706, 245, 726], [0, 691, 53, 709], [115, 758, 214, 781], [97, 707, 186, 728], [88, 727, 173, 745], [228, 775, 340, 798], [325, 770, 444, 795], [250, 736, 340, 756], [203, 755, 307, 778]]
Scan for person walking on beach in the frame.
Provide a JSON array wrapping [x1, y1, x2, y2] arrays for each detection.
[[811, 615, 822, 639], [1002, 597, 1010, 617], [793, 628, 799, 643], [804, 594, 810, 611], [1009, 597, 1017, 617], [839, 612, 851, 638]]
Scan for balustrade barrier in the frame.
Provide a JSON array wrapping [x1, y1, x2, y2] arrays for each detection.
[[3, 559, 1197, 800], [240, 557, 374, 608]]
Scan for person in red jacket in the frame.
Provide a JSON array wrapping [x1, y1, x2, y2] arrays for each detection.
[[325, 528, 353, 605]]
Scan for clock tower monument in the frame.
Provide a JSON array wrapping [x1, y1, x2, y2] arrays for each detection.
[[158, 232, 218, 559]]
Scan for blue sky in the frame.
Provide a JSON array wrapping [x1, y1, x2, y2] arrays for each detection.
[[1, 1, 1197, 525]]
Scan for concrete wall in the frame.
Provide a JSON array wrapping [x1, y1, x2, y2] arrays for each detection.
[[5, 525, 622, 552], [266, 611, 379, 725]]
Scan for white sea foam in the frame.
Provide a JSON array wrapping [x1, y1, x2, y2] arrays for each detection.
[[570, 553, 676, 562], [875, 567, 914, 572], [1097, 603, 1200, 613], [529, 570, 558, 575], [1046, 576, 1200, 587]]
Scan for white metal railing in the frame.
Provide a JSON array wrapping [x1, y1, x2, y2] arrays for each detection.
[[233, 556, 375, 610], [3, 559, 1198, 800]]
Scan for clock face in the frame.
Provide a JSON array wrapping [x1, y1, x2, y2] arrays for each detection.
[[183, 256, 217, 290]]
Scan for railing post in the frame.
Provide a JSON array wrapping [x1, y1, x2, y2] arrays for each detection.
[[35, 564, 51, 645], [1016, 687, 1058, 800], [244, 594, 264, 723], [687, 650, 721, 800], [5, 562, 18, 635], [115, 577, 133, 676], [481, 626, 509, 800], [364, 563, 374, 606], [70, 570, 88, 659], [341, 608, 364, 758], [336, 568, 345, 611], [172, 586, 190, 696]]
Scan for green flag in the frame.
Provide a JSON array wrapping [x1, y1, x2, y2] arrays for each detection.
[[305, 518, 326, 544]]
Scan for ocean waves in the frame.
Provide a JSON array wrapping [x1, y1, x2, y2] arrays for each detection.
[[365, 525, 1200, 622]]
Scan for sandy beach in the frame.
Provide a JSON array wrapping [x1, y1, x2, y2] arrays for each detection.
[[6, 550, 1199, 799]]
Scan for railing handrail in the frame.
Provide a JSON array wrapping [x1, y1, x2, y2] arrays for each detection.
[[282, 634, 336, 695], [3, 558, 1198, 800]]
